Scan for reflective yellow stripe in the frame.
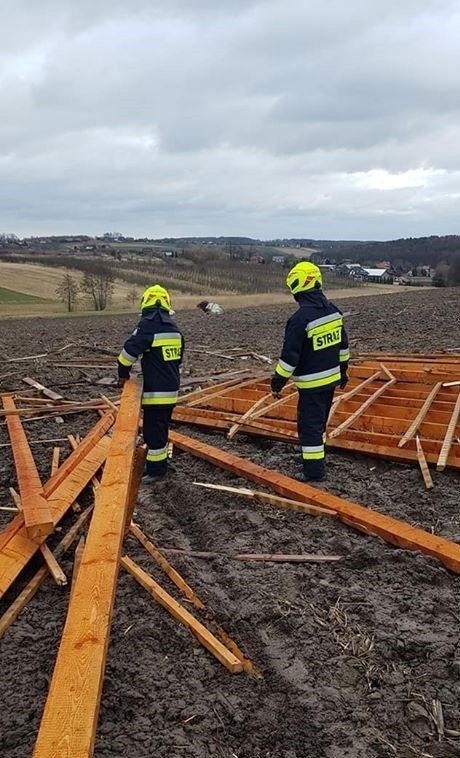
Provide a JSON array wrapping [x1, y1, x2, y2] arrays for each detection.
[[339, 351, 350, 362], [152, 337, 182, 347], [118, 352, 133, 367], [294, 372, 340, 389], [307, 318, 342, 338], [142, 397, 177, 405], [275, 363, 292, 379], [147, 448, 168, 462], [302, 450, 325, 460]]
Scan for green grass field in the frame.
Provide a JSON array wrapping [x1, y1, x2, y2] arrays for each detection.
[[0, 286, 49, 304]]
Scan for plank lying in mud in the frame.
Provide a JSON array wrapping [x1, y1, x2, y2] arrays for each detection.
[[2, 395, 54, 541], [33, 379, 142, 758], [0, 435, 111, 598], [121, 555, 243, 674], [170, 431, 460, 574]]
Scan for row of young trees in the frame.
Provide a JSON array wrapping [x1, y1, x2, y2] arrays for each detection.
[[55, 266, 114, 311]]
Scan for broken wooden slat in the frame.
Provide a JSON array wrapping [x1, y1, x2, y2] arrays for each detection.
[[193, 481, 336, 517], [33, 379, 142, 758], [130, 523, 205, 609], [233, 553, 342, 562], [50, 447, 60, 477], [328, 375, 397, 439], [129, 523, 261, 678], [416, 436, 434, 490], [170, 431, 460, 574], [120, 555, 243, 674], [0, 435, 110, 598], [0, 507, 93, 639], [39, 544, 67, 586], [22, 377, 64, 401], [227, 392, 272, 440], [2, 395, 54, 541], [398, 382, 443, 447], [328, 370, 381, 424], [437, 391, 460, 471]]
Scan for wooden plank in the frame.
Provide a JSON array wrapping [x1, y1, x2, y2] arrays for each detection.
[[50, 447, 60, 477], [233, 553, 342, 562], [416, 436, 434, 490], [0, 435, 110, 598], [227, 392, 272, 439], [328, 376, 397, 439], [2, 395, 54, 541], [70, 536, 85, 599], [0, 414, 112, 555], [22, 377, 64, 401], [185, 375, 269, 408], [437, 391, 460, 471], [170, 431, 460, 574], [33, 379, 142, 758], [120, 556, 243, 674], [193, 481, 336, 517], [129, 523, 261, 678], [328, 371, 381, 424], [130, 523, 205, 609], [398, 382, 443, 447], [39, 544, 67, 586], [0, 507, 93, 639], [124, 445, 147, 536]]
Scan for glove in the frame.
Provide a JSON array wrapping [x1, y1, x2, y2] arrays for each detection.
[[117, 377, 127, 389], [340, 374, 348, 390], [271, 375, 285, 399]]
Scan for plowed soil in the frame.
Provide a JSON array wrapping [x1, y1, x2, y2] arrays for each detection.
[[1, 287, 460, 758]]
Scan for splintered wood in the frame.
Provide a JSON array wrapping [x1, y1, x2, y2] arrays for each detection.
[[33, 379, 142, 758], [173, 353, 460, 472]]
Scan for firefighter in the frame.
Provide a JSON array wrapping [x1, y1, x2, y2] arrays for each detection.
[[117, 285, 184, 483], [271, 262, 349, 482]]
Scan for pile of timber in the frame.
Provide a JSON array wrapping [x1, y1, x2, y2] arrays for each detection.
[[1, 353, 460, 755], [173, 352, 460, 481]]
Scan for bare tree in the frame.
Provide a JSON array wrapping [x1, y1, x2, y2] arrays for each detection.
[[80, 265, 114, 311], [55, 274, 79, 312]]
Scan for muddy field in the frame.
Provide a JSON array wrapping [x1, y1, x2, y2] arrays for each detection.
[[1, 287, 460, 758]]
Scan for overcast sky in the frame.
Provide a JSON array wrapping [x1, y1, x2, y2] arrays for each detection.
[[1, 0, 460, 240]]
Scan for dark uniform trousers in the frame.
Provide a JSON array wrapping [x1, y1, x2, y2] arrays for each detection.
[[297, 388, 335, 480], [143, 405, 174, 476]]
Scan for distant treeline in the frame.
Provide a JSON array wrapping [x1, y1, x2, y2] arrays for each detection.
[[314, 235, 460, 268]]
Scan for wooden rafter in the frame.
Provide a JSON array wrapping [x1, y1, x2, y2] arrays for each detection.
[[2, 395, 54, 541], [329, 374, 397, 439], [398, 382, 443, 447], [33, 379, 142, 758], [170, 431, 460, 574], [437, 391, 460, 471]]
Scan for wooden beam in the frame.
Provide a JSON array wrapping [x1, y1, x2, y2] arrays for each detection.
[[50, 447, 60, 477], [39, 544, 67, 586], [0, 507, 93, 639], [193, 481, 336, 517], [170, 431, 460, 574], [33, 379, 142, 758], [0, 435, 111, 598], [2, 395, 54, 541], [185, 375, 269, 408], [130, 523, 205, 609], [124, 445, 147, 536], [437, 391, 460, 471], [70, 536, 85, 599], [398, 382, 443, 447], [120, 556, 243, 674], [129, 523, 261, 678], [328, 376, 397, 439], [416, 436, 434, 490], [227, 392, 272, 439]]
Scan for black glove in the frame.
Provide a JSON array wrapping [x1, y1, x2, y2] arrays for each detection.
[[117, 377, 127, 389], [340, 374, 348, 390], [271, 375, 285, 399]]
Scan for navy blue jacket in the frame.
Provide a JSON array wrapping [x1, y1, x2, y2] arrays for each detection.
[[273, 290, 349, 392], [117, 307, 184, 406]]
